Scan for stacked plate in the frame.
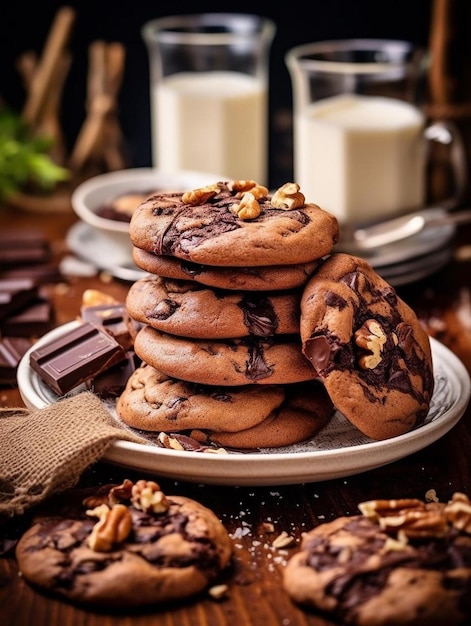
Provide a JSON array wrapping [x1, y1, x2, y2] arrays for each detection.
[[336, 207, 456, 287]]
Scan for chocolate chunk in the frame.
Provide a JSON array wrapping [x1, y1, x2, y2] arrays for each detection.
[[1, 263, 63, 285], [0, 230, 50, 266], [80, 303, 140, 351], [2, 299, 54, 337], [0, 279, 39, 321], [0, 336, 34, 384], [90, 351, 140, 398], [29, 322, 127, 395]]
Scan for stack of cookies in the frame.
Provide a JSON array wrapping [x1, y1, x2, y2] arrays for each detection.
[[116, 181, 339, 449], [117, 180, 435, 449]]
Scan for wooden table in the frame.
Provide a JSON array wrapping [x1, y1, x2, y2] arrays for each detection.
[[1, 200, 471, 626]]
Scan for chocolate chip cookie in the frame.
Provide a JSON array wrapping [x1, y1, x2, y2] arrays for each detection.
[[15, 479, 232, 608], [190, 379, 334, 449], [116, 361, 287, 432], [283, 492, 471, 625], [134, 325, 318, 386], [126, 275, 300, 339], [129, 181, 339, 267], [300, 253, 434, 440], [132, 247, 319, 292]]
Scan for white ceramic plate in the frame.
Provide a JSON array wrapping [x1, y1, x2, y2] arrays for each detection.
[[66, 221, 147, 282], [337, 207, 456, 268], [71, 167, 225, 234], [17, 322, 470, 486]]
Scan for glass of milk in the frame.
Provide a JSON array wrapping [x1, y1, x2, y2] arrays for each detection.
[[285, 39, 465, 235], [142, 13, 276, 186]]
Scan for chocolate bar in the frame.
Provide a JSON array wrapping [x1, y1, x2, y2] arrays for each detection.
[[0, 336, 34, 384], [29, 322, 127, 396], [0, 263, 63, 285], [0, 279, 39, 321]]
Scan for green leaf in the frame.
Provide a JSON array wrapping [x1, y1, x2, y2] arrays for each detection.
[[0, 108, 70, 200]]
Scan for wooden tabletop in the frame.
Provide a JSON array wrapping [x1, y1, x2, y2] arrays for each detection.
[[1, 199, 471, 626]]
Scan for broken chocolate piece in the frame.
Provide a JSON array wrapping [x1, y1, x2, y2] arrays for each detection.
[[0, 279, 39, 321], [2, 299, 54, 337], [80, 303, 140, 351], [0, 230, 50, 266], [0, 336, 34, 384], [29, 322, 127, 395]]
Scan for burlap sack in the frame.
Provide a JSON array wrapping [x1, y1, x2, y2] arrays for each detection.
[[0, 391, 147, 517]]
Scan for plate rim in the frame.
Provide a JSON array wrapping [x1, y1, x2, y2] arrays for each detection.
[[17, 321, 470, 485]]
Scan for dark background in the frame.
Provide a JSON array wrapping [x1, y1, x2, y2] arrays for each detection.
[[0, 0, 439, 186]]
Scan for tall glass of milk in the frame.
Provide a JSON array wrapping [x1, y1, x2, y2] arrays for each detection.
[[286, 40, 432, 232], [142, 14, 276, 186]]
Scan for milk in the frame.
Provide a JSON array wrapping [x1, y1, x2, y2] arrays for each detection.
[[294, 94, 426, 225], [152, 71, 267, 184]]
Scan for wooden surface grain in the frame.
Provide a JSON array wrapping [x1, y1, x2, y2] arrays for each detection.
[[1, 201, 470, 626]]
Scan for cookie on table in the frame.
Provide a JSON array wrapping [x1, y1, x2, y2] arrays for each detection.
[[134, 325, 318, 386], [300, 253, 434, 440], [15, 479, 232, 608], [132, 247, 319, 292], [129, 180, 339, 267], [283, 492, 471, 626], [190, 380, 334, 449], [126, 275, 300, 339], [116, 361, 287, 432]]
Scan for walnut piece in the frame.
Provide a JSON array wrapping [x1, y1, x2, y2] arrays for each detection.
[[182, 184, 219, 205], [354, 319, 387, 369], [445, 492, 471, 533], [87, 504, 133, 552], [230, 192, 261, 220], [271, 182, 305, 210], [228, 180, 268, 200], [109, 479, 134, 505], [131, 479, 170, 514], [359, 497, 448, 539]]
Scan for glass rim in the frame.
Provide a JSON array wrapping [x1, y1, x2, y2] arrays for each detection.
[[285, 38, 428, 74], [142, 13, 276, 46]]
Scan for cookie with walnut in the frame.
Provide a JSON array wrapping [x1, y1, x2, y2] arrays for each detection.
[[15, 479, 232, 608], [283, 493, 471, 626], [300, 253, 434, 440], [129, 181, 339, 267]]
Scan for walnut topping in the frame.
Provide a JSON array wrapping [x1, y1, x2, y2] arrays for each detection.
[[109, 479, 134, 505], [131, 480, 169, 514], [271, 182, 305, 210], [354, 319, 387, 369], [182, 184, 219, 205], [228, 180, 268, 200], [444, 492, 471, 533], [230, 192, 261, 220], [359, 497, 449, 539], [87, 504, 133, 552]]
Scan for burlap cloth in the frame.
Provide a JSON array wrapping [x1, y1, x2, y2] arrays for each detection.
[[0, 391, 147, 518]]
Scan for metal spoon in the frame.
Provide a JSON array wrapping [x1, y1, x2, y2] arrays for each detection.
[[352, 208, 471, 250]]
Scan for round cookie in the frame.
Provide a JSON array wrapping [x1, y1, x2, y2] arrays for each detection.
[[126, 275, 300, 339], [300, 253, 434, 440], [283, 494, 471, 626], [15, 479, 232, 609], [190, 380, 334, 449], [129, 181, 339, 267], [132, 247, 319, 292], [134, 325, 318, 386], [116, 361, 287, 432]]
